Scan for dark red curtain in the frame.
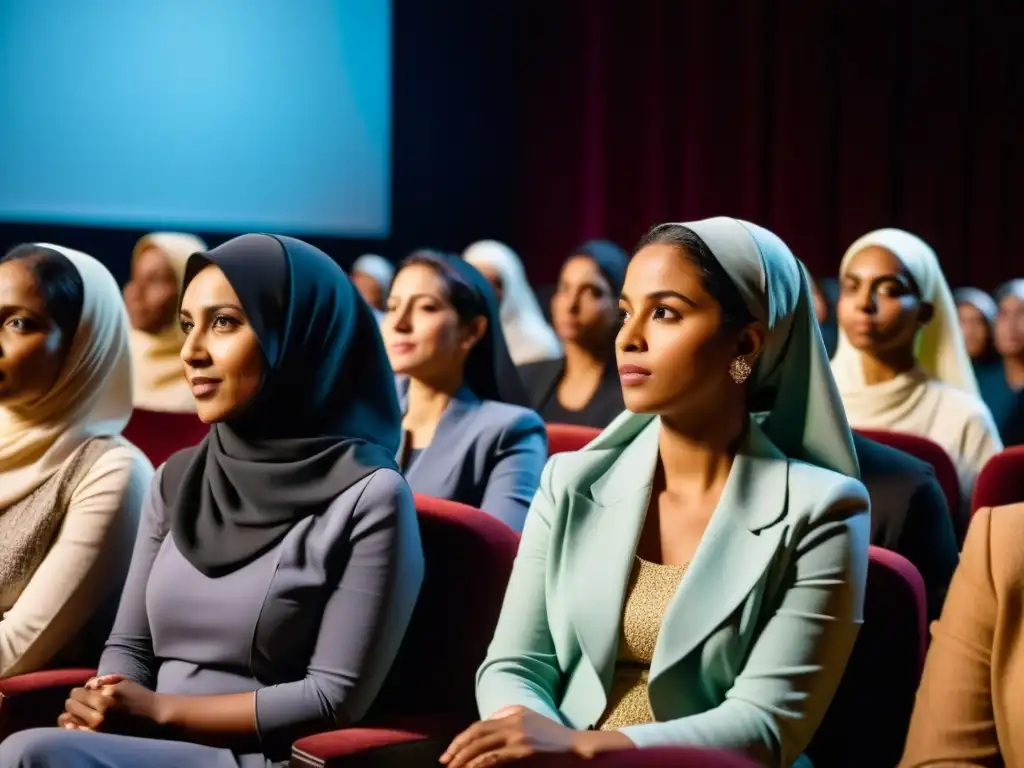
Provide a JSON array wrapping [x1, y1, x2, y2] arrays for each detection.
[[516, 0, 1023, 290]]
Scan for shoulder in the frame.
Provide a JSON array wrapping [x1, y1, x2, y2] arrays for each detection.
[[476, 400, 546, 440], [970, 504, 1024, 589], [787, 459, 870, 524], [516, 359, 561, 387], [327, 467, 414, 526], [854, 433, 934, 483], [69, 439, 155, 504], [926, 381, 998, 428]]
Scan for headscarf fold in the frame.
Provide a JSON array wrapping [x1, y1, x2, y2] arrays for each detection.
[[995, 279, 1024, 305], [463, 240, 561, 366], [831, 228, 980, 397], [164, 235, 403, 578], [953, 287, 998, 327], [0, 245, 134, 508], [443, 256, 531, 408], [588, 218, 859, 479], [128, 232, 207, 411]]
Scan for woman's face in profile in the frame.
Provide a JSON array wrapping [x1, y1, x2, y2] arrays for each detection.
[[123, 247, 180, 334], [382, 264, 482, 383], [179, 265, 264, 424], [957, 303, 992, 360], [615, 244, 740, 417], [837, 246, 928, 358], [0, 259, 68, 409], [550, 256, 618, 350], [994, 294, 1024, 359]]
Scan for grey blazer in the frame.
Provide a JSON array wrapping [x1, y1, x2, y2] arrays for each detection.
[[398, 382, 547, 531]]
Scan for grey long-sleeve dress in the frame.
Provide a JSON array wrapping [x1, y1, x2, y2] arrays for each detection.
[[0, 466, 424, 768]]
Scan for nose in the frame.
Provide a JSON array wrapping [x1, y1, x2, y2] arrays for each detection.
[[390, 302, 413, 334], [854, 284, 876, 315], [180, 328, 211, 369], [616, 312, 646, 353]]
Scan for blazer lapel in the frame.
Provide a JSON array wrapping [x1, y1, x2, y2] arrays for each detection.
[[649, 421, 790, 686], [398, 381, 478, 487], [567, 417, 660, 708]]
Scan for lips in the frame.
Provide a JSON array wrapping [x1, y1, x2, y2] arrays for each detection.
[[618, 363, 651, 386], [189, 377, 221, 398], [389, 342, 416, 354]]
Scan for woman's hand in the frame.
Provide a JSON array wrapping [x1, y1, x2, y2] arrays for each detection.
[[62, 678, 164, 736], [440, 710, 634, 767]]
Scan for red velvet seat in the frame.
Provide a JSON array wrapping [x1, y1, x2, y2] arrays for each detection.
[[545, 423, 601, 456], [805, 546, 927, 768], [123, 408, 208, 467], [291, 494, 519, 766], [856, 428, 960, 516], [971, 445, 1024, 514]]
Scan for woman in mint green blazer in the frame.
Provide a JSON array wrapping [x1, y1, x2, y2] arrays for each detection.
[[442, 218, 870, 768]]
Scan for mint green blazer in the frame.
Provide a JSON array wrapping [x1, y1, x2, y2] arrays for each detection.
[[476, 418, 869, 767]]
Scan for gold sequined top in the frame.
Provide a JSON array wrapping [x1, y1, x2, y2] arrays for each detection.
[[598, 556, 689, 731]]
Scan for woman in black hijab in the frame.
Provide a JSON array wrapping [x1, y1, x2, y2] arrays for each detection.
[[2, 235, 424, 768], [381, 250, 546, 532], [518, 239, 629, 429]]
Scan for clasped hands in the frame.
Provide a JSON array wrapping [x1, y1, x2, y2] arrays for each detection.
[[59, 674, 164, 736], [439, 706, 633, 767]]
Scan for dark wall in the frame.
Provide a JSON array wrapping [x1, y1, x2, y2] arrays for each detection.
[[0, 0, 524, 284]]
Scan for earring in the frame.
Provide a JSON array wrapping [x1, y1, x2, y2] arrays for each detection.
[[729, 356, 752, 384]]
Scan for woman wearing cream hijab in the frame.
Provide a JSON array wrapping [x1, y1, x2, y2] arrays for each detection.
[[123, 233, 206, 412], [0, 244, 152, 677], [832, 228, 1001, 511], [464, 240, 561, 365], [447, 219, 868, 767]]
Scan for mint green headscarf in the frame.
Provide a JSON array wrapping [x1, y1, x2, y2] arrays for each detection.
[[586, 217, 859, 479]]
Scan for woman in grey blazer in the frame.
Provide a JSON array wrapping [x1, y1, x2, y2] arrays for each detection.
[[0, 235, 424, 768], [383, 251, 547, 531]]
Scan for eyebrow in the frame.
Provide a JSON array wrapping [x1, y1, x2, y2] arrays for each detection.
[[179, 303, 244, 318], [620, 289, 697, 308]]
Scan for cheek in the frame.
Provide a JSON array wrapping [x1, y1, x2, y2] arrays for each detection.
[[211, 336, 263, 401], [6, 334, 65, 385]]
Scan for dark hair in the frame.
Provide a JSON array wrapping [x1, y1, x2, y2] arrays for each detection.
[[1, 244, 85, 342], [395, 249, 529, 407], [635, 224, 754, 330], [570, 239, 629, 296]]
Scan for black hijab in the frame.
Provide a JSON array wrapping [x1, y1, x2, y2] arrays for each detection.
[[165, 234, 402, 578], [572, 239, 629, 295]]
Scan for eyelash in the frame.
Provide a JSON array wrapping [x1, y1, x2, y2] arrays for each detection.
[[617, 306, 678, 323], [5, 316, 34, 331], [179, 315, 239, 333]]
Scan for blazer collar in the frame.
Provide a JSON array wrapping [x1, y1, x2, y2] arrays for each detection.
[[566, 416, 791, 725], [396, 377, 481, 469]]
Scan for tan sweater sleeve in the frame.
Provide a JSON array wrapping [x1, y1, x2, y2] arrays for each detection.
[[0, 445, 153, 677], [899, 507, 1000, 767]]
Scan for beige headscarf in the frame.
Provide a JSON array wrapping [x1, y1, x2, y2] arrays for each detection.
[[831, 229, 980, 421], [128, 233, 206, 412], [0, 244, 134, 508]]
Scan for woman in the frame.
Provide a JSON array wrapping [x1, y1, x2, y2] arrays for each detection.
[[831, 228, 1002, 509], [953, 287, 998, 364], [900, 503, 1024, 766], [979, 279, 1024, 444], [0, 244, 152, 678], [444, 219, 869, 767], [350, 253, 394, 317], [0, 235, 424, 767], [517, 240, 629, 429], [383, 250, 546, 531], [463, 240, 561, 366], [123, 232, 207, 412]]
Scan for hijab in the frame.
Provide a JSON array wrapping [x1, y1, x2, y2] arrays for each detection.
[[128, 232, 207, 412], [995, 279, 1024, 305], [463, 240, 561, 366], [163, 235, 402, 578], [831, 229, 980, 427], [352, 253, 395, 294], [588, 218, 859, 479], [437, 254, 531, 408], [571, 239, 629, 296], [954, 287, 998, 328], [0, 245, 134, 508]]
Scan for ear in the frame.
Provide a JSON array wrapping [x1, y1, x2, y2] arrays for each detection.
[[460, 315, 488, 351], [917, 301, 935, 326], [734, 321, 766, 362]]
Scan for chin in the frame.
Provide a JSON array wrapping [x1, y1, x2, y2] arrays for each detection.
[[194, 403, 229, 424]]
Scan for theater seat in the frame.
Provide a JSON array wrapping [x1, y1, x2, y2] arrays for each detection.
[[856, 429, 960, 517], [546, 423, 601, 456], [291, 494, 519, 767], [971, 445, 1024, 514], [806, 546, 927, 768], [0, 668, 95, 740], [123, 408, 208, 467]]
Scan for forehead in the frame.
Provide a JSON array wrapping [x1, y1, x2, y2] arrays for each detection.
[[135, 247, 173, 274], [391, 263, 446, 295], [560, 255, 609, 287], [180, 264, 240, 308], [999, 294, 1024, 314], [844, 245, 908, 278], [0, 259, 47, 311], [625, 244, 705, 292]]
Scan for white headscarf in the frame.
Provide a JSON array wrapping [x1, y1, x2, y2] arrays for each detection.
[[352, 254, 395, 293], [587, 218, 858, 479], [129, 232, 206, 412], [953, 287, 998, 327], [0, 245, 134, 508], [831, 228, 979, 397], [463, 240, 561, 366]]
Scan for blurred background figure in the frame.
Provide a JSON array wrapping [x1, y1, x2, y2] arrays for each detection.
[[123, 232, 206, 413], [954, 287, 998, 364], [983, 279, 1024, 444], [810, 274, 839, 357], [351, 254, 394, 318], [463, 239, 561, 366]]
